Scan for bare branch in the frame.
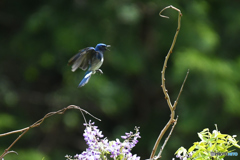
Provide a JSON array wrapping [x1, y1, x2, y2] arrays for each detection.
[[150, 113, 175, 159], [0, 105, 100, 159], [150, 5, 183, 159], [1, 150, 18, 159], [160, 5, 182, 110], [158, 116, 179, 158], [173, 70, 189, 110]]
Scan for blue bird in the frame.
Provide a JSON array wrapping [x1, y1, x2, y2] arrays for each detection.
[[68, 43, 111, 87]]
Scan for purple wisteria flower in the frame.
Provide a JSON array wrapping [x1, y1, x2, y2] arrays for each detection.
[[66, 121, 141, 160]]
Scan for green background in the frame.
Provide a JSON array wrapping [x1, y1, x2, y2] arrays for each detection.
[[1, 0, 240, 159]]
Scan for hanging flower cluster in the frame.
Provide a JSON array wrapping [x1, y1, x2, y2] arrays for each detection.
[[66, 121, 141, 160]]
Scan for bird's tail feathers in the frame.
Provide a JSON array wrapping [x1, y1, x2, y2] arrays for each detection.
[[78, 71, 93, 87]]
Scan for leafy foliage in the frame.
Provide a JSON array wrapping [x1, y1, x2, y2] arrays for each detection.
[[175, 126, 240, 160]]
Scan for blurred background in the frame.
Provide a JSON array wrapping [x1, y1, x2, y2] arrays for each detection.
[[1, 0, 240, 159]]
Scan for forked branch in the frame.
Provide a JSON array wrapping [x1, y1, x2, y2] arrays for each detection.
[[0, 105, 100, 159], [150, 5, 188, 159]]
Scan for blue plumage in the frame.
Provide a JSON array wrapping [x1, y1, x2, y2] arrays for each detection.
[[78, 70, 93, 87], [68, 43, 110, 87]]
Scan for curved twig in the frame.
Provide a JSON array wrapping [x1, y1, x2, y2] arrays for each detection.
[[0, 105, 100, 159], [160, 5, 182, 109], [1, 150, 18, 159], [150, 5, 186, 159]]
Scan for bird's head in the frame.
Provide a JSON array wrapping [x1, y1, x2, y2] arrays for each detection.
[[95, 43, 111, 52]]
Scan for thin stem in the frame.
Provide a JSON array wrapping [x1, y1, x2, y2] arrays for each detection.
[[0, 105, 100, 159], [158, 116, 179, 158], [0, 105, 100, 137], [150, 5, 182, 159], [1, 150, 18, 158], [173, 69, 189, 110], [2, 129, 29, 159], [150, 113, 175, 159], [161, 5, 182, 109]]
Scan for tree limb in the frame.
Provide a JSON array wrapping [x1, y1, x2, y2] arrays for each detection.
[[150, 5, 186, 159], [0, 105, 100, 159]]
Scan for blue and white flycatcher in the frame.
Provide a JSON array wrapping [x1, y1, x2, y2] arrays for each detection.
[[68, 43, 110, 87]]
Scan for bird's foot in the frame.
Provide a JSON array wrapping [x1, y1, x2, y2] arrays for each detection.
[[97, 69, 103, 74]]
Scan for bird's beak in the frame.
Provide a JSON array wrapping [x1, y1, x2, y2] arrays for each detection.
[[106, 45, 111, 51]]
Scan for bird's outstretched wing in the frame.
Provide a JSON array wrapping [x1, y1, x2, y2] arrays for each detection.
[[68, 47, 96, 72]]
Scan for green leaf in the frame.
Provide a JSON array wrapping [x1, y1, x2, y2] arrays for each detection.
[[216, 145, 225, 151], [198, 142, 207, 149], [212, 130, 219, 138], [217, 134, 228, 139], [217, 140, 226, 144], [232, 143, 240, 148], [175, 147, 187, 156], [198, 132, 208, 142], [188, 144, 197, 152], [202, 128, 209, 133], [208, 143, 216, 151]]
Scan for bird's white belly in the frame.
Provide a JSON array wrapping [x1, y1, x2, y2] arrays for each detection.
[[90, 57, 104, 71]]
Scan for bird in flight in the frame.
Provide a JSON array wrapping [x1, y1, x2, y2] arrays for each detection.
[[68, 43, 111, 87]]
